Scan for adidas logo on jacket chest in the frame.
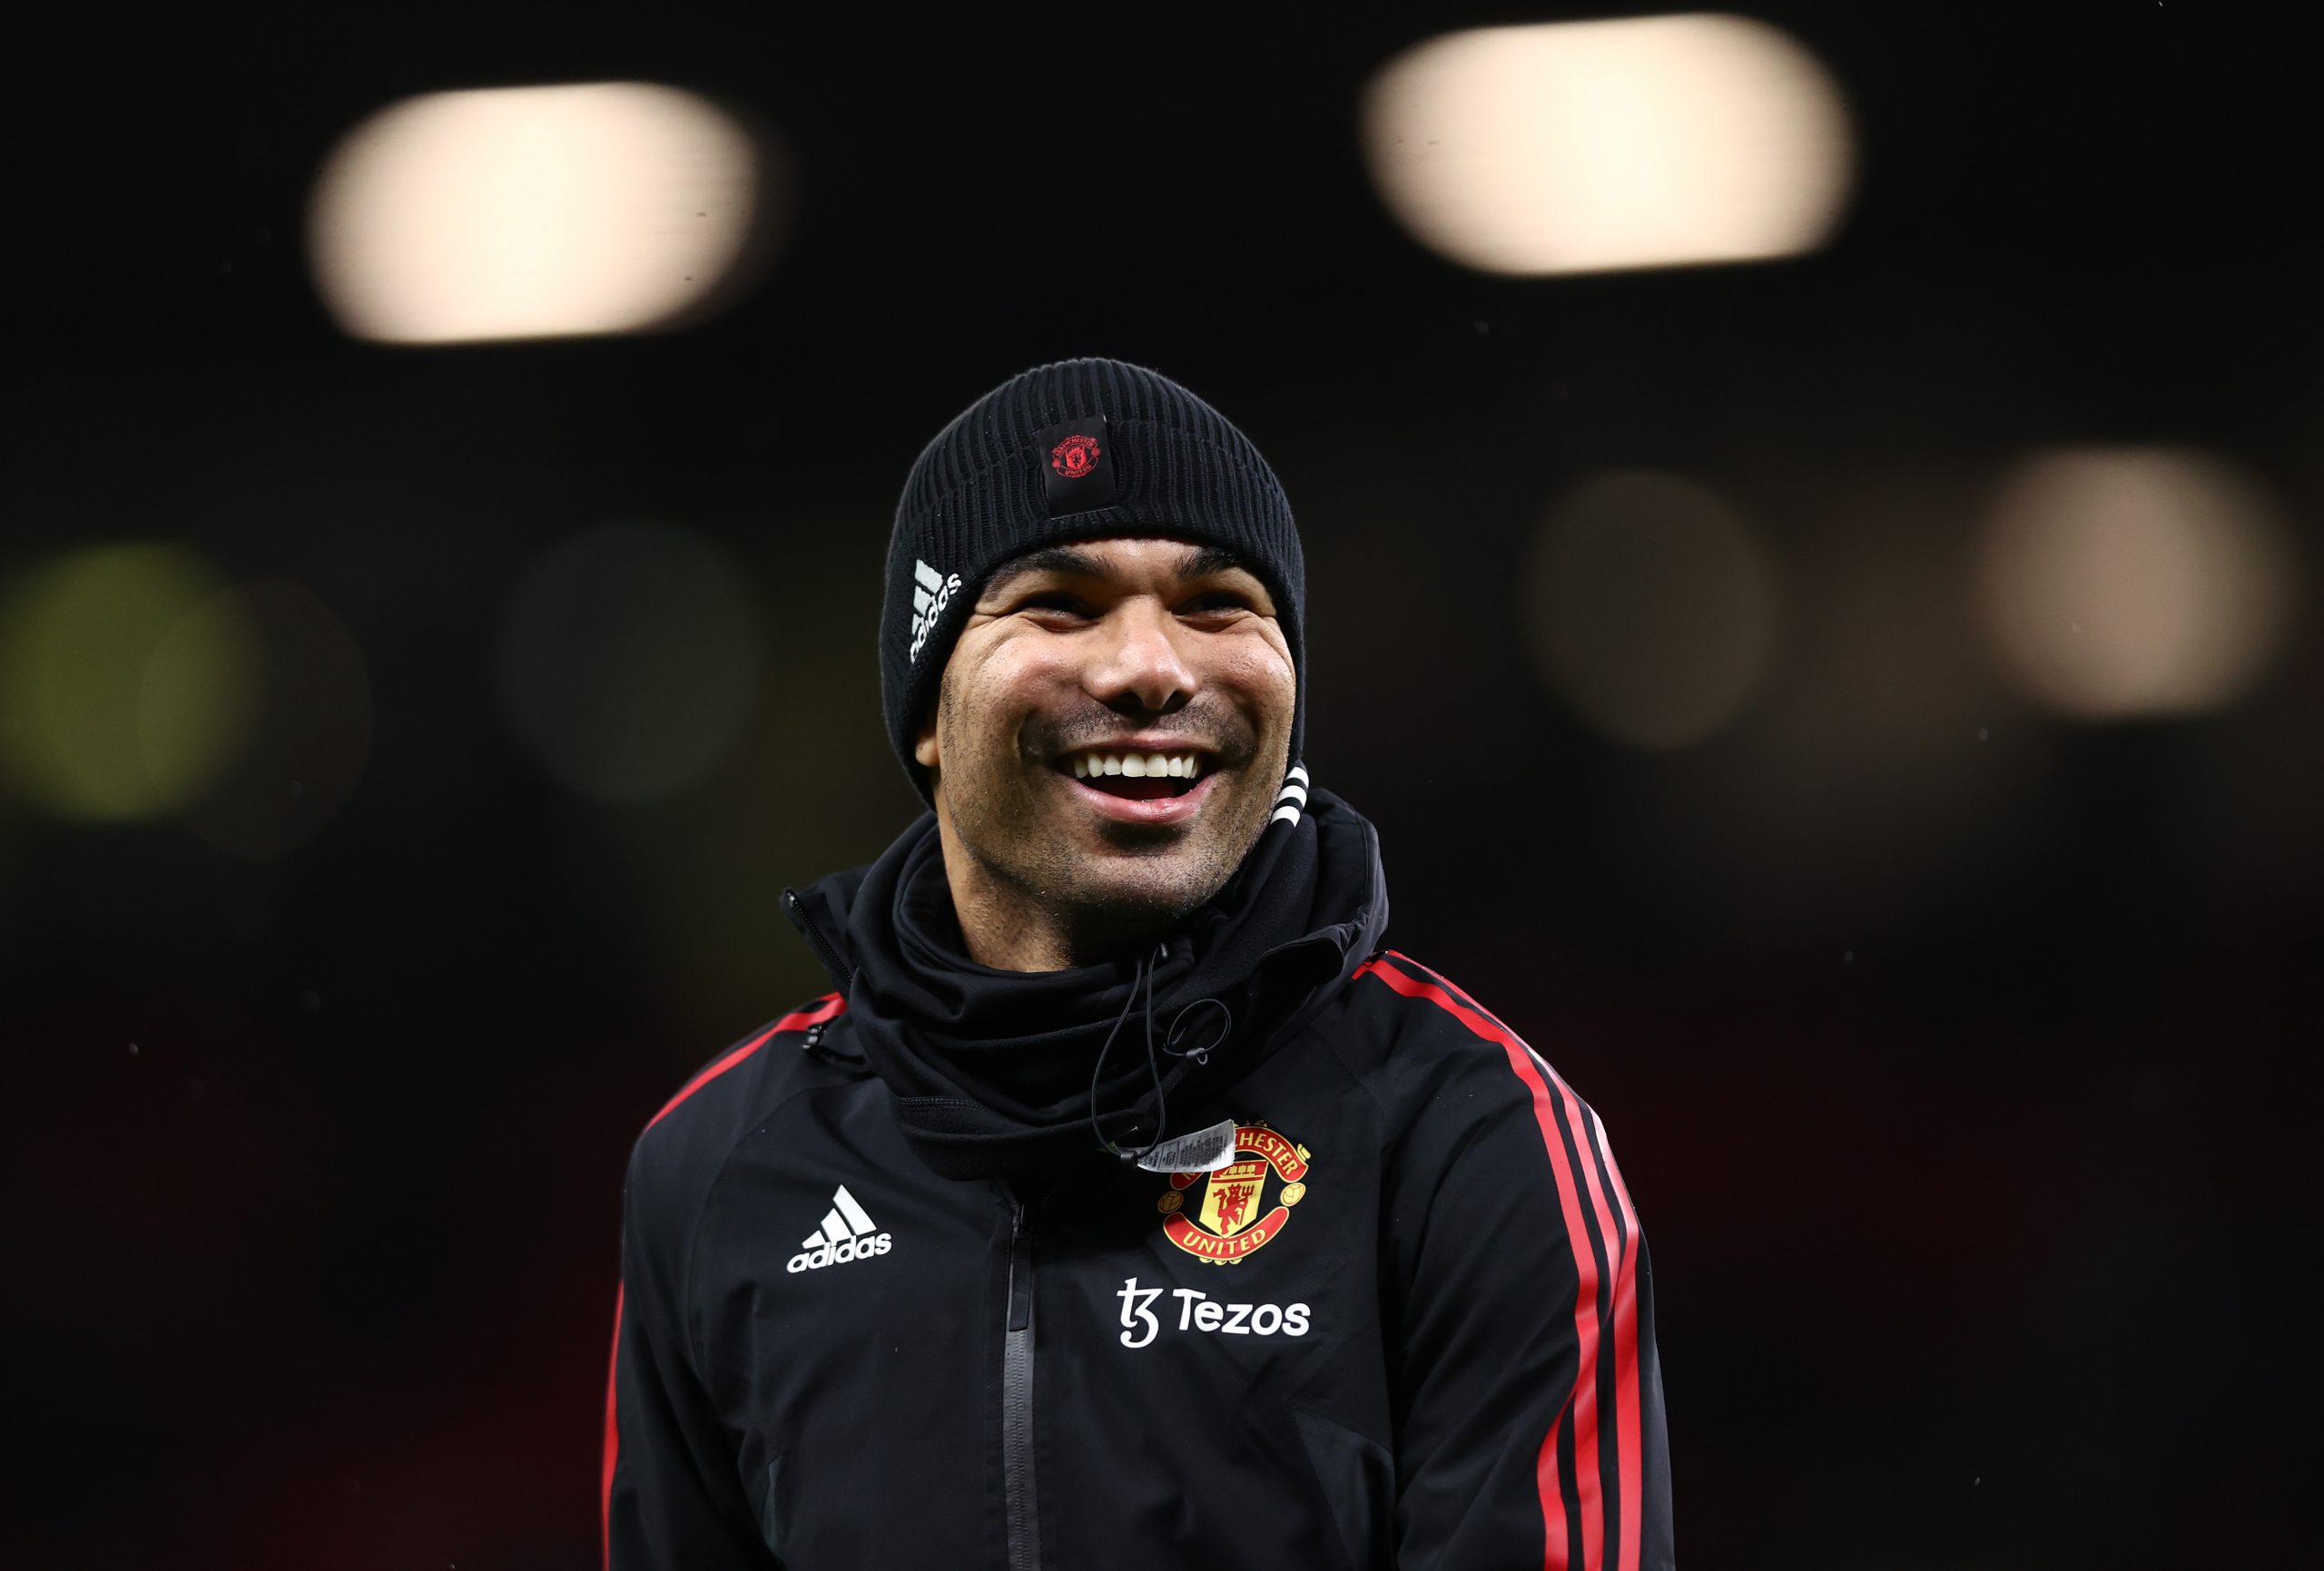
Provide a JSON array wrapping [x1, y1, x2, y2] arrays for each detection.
[[784, 1184, 893, 1272]]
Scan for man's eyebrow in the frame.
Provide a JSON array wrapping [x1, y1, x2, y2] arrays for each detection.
[[985, 546, 1108, 594], [985, 542, 1256, 596], [1179, 545, 1248, 582]]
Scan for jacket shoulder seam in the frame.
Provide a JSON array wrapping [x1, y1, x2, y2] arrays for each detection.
[[1302, 979, 1397, 1124], [621, 995, 849, 1380], [679, 1075, 835, 1378], [635, 993, 847, 1149]]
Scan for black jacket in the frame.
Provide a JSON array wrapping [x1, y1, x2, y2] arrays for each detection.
[[606, 790, 1673, 1570]]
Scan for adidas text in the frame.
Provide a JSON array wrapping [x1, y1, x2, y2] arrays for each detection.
[[788, 1232, 892, 1272]]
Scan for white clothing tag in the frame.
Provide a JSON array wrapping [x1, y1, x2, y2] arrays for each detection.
[[1134, 1118, 1240, 1174]]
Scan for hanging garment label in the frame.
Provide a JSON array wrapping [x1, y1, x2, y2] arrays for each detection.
[[1135, 1118, 1241, 1174]]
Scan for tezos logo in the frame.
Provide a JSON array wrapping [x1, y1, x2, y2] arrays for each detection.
[[1049, 433, 1101, 478], [1116, 1277, 1310, 1349], [786, 1184, 893, 1273]]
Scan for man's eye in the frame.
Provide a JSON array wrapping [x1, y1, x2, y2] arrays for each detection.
[[1181, 591, 1249, 615], [1019, 592, 1092, 616]]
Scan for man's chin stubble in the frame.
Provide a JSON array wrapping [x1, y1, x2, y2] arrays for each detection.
[[1001, 830, 1250, 935]]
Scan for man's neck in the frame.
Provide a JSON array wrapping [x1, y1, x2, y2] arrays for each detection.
[[952, 882, 1078, 972], [933, 817, 1165, 973]]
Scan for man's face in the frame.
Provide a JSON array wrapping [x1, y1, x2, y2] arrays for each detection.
[[915, 537, 1296, 938]]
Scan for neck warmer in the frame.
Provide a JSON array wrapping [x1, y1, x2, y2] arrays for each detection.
[[783, 785, 1389, 1182]]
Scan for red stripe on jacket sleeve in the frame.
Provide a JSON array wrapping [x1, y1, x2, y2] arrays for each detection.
[[1588, 1106, 1646, 1571], [1383, 952, 1650, 1571], [642, 994, 846, 1134], [1384, 950, 1649, 1571], [602, 1281, 624, 1571], [1356, 956, 1640, 1571], [1546, 1068, 1644, 1571]]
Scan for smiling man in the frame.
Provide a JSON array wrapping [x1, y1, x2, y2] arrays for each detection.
[[606, 359, 1674, 1571], [920, 536, 1295, 969]]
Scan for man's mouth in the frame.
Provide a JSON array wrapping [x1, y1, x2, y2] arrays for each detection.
[[1058, 749, 1206, 801]]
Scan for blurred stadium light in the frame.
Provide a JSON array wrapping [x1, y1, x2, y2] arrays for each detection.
[[1363, 14, 1854, 277], [0, 544, 255, 820], [1523, 470, 1783, 748], [308, 83, 769, 344], [491, 522, 766, 803], [1976, 447, 2299, 720]]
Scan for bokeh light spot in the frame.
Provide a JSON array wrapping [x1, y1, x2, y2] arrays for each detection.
[[163, 581, 374, 859], [1524, 471, 1783, 749], [493, 523, 765, 803], [0, 544, 247, 820], [1975, 447, 2299, 720], [137, 590, 266, 820], [1364, 15, 1854, 277], [309, 82, 768, 344]]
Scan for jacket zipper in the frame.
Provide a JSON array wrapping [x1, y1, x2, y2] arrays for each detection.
[[1002, 1201, 1040, 1571], [781, 889, 852, 988]]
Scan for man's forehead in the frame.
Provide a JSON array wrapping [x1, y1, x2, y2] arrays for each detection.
[[988, 538, 1248, 587]]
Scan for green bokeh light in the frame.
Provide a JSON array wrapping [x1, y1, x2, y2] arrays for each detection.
[[0, 544, 260, 820]]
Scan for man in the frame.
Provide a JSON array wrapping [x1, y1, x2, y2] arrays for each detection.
[[606, 358, 1673, 1570]]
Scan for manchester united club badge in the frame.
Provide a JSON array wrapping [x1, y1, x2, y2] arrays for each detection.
[[1156, 1121, 1311, 1265], [1049, 432, 1101, 477]]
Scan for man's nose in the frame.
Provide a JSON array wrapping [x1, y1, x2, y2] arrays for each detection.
[[1089, 598, 1196, 715]]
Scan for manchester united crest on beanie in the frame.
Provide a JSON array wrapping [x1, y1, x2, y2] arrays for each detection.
[[879, 358, 1306, 802]]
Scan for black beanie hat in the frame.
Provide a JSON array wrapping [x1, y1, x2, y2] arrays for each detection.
[[880, 358, 1305, 801]]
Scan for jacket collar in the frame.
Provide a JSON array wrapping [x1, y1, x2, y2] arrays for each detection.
[[783, 781, 1388, 1180]]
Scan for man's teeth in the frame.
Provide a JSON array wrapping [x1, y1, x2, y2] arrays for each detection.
[[1067, 751, 1203, 781]]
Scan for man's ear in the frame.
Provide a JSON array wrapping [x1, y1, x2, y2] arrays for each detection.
[[912, 722, 940, 771]]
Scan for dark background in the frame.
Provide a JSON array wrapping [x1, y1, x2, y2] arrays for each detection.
[[5, 6, 2318, 1568]]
